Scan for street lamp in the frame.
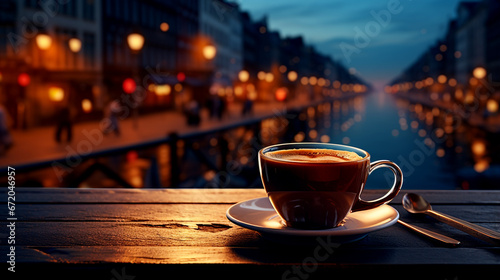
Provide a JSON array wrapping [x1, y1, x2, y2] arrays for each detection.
[[160, 22, 169, 32], [48, 86, 64, 102], [238, 70, 249, 82], [473, 67, 487, 79], [36, 34, 52, 50], [68, 38, 82, 53], [127, 33, 145, 53], [202, 44, 216, 60], [126, 33, 144, 130], [82, 99, 92, 113], [287, 71, 298, 82]]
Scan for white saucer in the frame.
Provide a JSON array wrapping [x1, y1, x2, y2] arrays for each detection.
[[226, 197, 399, 243]]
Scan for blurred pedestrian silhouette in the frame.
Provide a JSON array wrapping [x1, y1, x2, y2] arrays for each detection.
[[208, 94, 226, 120], [0, 105, 12, 155], [218, 95, 227, 120], [55, 106, 73, 143], [185, 99, 200, 126], [242, 98, 253, 116], [103, 100, 121, 136]]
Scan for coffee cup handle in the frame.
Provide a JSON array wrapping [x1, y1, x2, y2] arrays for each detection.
[[351, 160, 403, 211]]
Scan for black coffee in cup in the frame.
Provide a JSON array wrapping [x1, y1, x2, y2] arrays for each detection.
[[259, 143, 403, 229]]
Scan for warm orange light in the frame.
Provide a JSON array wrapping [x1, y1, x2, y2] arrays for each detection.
[[464, 90, 474, 104], [300, 76, 308, 85], [275, 87, 288, 101], [49, 87, 64, 102], [202, 44, 216, 60], [234, 86, 243, 96], [127, 33, 144, 52], [472, 67, 486, 79], [474, 159, 489, 173], [257, 71, 266, 81], [174, 83, 183, 92], [160, 22, 169, 32], [248, 90, 257, 101], [287, 71, 298, 82], [155, 84, 171, 96], [81, 99, 92, 113], [425, 77, 434, 86], [68, 38, 81, 52], [437, 75, 447, 84], [309, 76, 317, 86], [448, 78, 457, 87], [238, 70, 249, 82], [472, 140, 486, 157], [486, 99, 498, 113], [353, 84, 362, 93], [317, 78, 326, 87], [265, 73, 274, 82], [469, 77, 478, 86], [36, 34, 52, 50]]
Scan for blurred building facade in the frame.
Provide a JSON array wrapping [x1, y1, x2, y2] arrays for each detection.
[[455, 1, 488, 85], [390, 0, 499, 92], [199, 0, 242, 82], [0, 0, 366, 129], [1, 0, 102, 128]]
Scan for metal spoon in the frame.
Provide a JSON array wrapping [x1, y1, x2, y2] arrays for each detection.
[[403, 193, 500, 245], [397, 220, 460, 246]]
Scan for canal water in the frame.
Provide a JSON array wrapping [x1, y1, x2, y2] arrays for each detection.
[[325, 91, 458, 190], [319, 90, 499, 190]]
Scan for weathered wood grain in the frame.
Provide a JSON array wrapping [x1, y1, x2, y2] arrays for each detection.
[[1, 204, 498, 223], [2, 188, 499, 204], [1, 188, 499, 279]]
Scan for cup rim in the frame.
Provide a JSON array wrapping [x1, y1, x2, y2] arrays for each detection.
[[259, 142, 370, 164]]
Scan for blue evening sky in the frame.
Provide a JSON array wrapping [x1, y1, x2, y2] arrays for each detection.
[[236, 0, 469, 88]]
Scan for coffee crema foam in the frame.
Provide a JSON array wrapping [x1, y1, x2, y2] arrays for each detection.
[[266, 148, 363, 163]]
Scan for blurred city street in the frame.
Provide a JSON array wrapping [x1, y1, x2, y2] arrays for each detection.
[[0, 96, 313, 169]]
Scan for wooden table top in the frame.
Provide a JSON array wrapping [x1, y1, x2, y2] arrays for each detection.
[[1, 188, 499, 279]]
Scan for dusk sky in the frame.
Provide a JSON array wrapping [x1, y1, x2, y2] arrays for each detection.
[[237, 0, 469, 88]]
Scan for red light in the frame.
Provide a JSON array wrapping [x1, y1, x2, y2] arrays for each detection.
[[18, 73, 30, 87], [177, 72, 186, 82], [126, 150, 138, 162], [275, 87, 288, 102], [122, 78, 136, 94]]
